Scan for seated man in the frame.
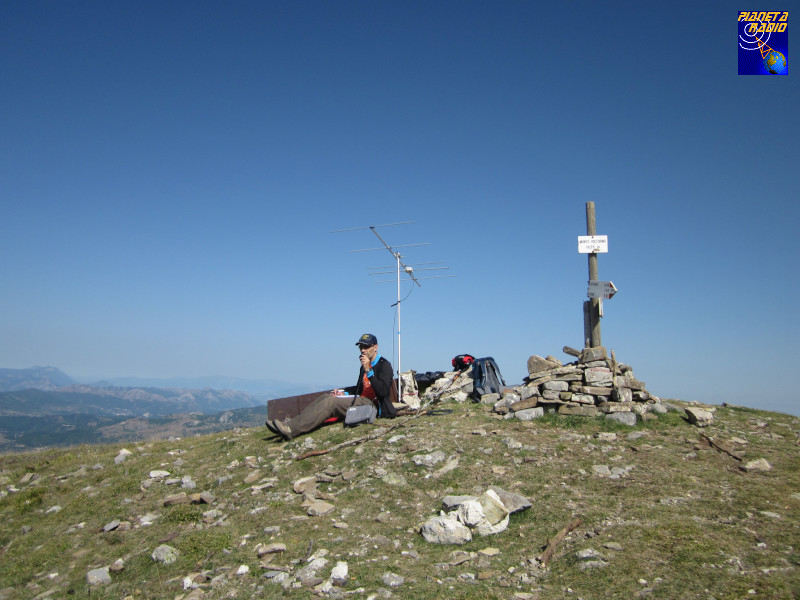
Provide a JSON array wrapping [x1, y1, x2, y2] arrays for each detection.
[[266, 333, 397, 440]]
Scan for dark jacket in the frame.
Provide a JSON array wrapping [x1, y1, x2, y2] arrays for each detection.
[[346, 356, 396, 418]]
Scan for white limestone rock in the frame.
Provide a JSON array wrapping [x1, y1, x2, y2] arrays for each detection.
[[87, 567, 111, 586], [420, 516, 473, 545]]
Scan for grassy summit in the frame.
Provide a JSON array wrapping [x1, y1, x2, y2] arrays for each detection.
[[0, 399, 798, 599]]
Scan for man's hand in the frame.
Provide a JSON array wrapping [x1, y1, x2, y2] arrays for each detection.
[[360, 353, 371, 372]]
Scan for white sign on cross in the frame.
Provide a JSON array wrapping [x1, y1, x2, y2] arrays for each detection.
[[578, 235, 608, 254]]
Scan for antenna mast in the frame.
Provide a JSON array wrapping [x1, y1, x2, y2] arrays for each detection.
[[333, 221, 453, 404], [363, 226, 420, 390]]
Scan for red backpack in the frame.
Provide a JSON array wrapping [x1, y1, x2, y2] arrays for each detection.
[[451, 354, 475, 372]]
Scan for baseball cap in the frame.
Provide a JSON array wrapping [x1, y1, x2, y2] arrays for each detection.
[[355, 333, 378, 347]]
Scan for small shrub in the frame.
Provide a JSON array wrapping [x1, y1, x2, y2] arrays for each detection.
[[162, 504, 203, 524], [9, 486, 46, 514]]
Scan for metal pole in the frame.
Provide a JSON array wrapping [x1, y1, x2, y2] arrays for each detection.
[[396, 251, 402, 402]]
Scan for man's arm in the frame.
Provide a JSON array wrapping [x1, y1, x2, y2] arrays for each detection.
[[370, 358, 393, 403]]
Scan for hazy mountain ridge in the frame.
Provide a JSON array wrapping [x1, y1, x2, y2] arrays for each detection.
[[88, 376, 326, 399], [0, 366, 77, 391], [0, 366, 325, 399], [0, 386, 262, 418], [0, 398, 269, 452], [0, 366, 324, 452]]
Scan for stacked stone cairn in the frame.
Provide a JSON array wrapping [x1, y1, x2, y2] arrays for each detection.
[[424, 346, 662, 425]]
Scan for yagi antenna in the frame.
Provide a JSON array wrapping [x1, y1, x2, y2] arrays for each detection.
[[332, 221, 454, 402]]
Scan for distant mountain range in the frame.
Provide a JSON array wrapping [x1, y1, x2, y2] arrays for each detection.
[[0, 366, 77, 391], [0, 385, 262, 418], [89, 375, 322, 399], [0, 366, 329, 452]]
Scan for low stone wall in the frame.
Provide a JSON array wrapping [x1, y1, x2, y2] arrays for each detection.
[[493, 346, 660, 422], [422, 346, 663, 424]]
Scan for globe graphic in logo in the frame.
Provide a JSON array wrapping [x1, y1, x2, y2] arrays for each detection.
[[764, 50, 787, 74]]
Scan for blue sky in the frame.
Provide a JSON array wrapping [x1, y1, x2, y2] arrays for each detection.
[[2, 1, 798, 415]]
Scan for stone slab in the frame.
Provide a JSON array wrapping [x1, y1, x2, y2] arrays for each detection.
[[579, 346, 607, 363], [559, 405, 599, 417], [571, 394, 596, 405], [584, 367, 613, 385], [598, 401, 634, 414], [605, 412, 637, 426], [514, 407, 544, 420], [527, 355, 561, 375], [580, 386, 615, 396], [543, 380, 569, 392], [510, 399, 539, 412], [613, 388, 633, 403]]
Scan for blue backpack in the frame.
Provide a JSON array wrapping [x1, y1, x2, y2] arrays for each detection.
[[471, 357, 506, 399]]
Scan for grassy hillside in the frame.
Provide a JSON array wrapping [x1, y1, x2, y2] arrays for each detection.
[[0, 399, 798, 599]]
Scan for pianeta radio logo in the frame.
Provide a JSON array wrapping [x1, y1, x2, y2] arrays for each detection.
[[739, 11, 788, 74]]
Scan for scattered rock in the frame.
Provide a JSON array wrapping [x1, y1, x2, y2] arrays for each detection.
[[381, 472, 407, 486], [330, 561, 349, 585], [412, 451, 446, 468], [306, 500, 336, 516], [255, 543, 285, 559], [455, 500, 485, 527], [478, 489, 509, 525], [606, 412, 637, 426], [382, 572, 404, 587], [295, 557, 328, 583], [575, 548, 608, 569], [293, 476, 317, 494], [442, 495, 478, 510], [421, 516, 473, 545], [115, 449, 133, 464], [685, 407, 714, 427], [514, 407, 544, 421], [151, 544, 180, 564], [190, 491, 216, 504], [163, 492, 189, 506], [102, 519, 121, 532], [139, 513, 159, 526], [109, 558, 125, 572], [487, 486, 531, 513], [740, 458, 772, 473], [87, 566, 111, 585]]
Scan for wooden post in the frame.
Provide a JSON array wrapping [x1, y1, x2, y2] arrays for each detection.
[[585, 202, 601, 348]]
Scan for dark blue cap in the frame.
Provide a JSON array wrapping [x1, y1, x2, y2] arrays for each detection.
[[355, 333, 378, 347]]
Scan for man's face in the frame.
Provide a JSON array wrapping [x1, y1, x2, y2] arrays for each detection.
[[359, 343, 378, 362]]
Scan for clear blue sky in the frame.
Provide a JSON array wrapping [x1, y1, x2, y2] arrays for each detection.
[[2, 2, 798, 415]]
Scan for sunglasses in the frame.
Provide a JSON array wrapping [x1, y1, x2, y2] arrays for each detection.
[[357, 344, 374, 350]]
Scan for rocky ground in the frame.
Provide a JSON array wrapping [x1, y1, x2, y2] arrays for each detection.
[[1, 396, 799, 599]]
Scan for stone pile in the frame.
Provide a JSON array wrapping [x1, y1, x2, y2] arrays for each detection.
[[420, 486, 532, 545], [425, 346, 663, 425], [507, 346, 660, 421]]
